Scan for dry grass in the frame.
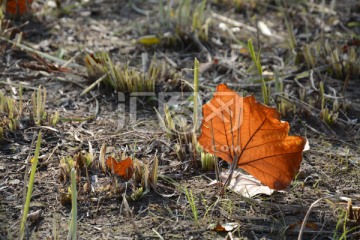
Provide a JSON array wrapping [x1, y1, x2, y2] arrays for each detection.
[[85, 51, 179, 93]]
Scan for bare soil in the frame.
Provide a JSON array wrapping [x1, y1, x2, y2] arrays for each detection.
[[1, 1, 360, 239]]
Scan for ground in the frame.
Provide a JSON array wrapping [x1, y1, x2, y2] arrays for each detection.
[[0, 0, 360, 239]]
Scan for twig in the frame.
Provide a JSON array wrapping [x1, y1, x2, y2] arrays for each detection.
[[61, 51, 82, 68], [55, 77, 86, 89], [122, 194, 141, 236], [309, 70, 318, 91], [157, 51, 178, 68], [0, 36, 83, 69], [298, 197, 328, 240], [130, 2, 150, 16], [211, 11, 257, 33], [0, 81, 38, 90], [80, 74, 107, 96], [152, 228, 164, 240], [39, 144, 60, 167], [190, 33, 212, 62]]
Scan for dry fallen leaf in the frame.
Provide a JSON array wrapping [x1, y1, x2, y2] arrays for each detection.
[[198, 84, 307, 190], [288, 221, 319, 232], [106, 156, 134, 181], [27, 209, 42, 223], [218, 169, 274, 197], [2, 0, 33, 16], [208, 222, 238, 232]]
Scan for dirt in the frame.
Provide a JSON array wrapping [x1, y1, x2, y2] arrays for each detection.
[[1, 0, 360, 239]]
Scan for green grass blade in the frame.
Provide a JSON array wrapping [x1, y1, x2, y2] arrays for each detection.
[[36, 86, 42, 125], [19, 131, 42, 240], [248, 39, 257, 68], [193, 58, 199, 132], [248, 39, 269, 105], [67, 168, 78, 240], [19, 85, 23, 116]]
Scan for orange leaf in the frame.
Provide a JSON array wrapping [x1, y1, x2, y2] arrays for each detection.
[[198, 84, 306, 190], [106, 156, 134, 181], [288, 221, 319, 231], [4, 0, 33, 16]]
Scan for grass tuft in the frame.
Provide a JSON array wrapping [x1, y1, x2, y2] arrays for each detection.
[[152, 0, 212, 46], [85, 52, 178, 93], [0, 86, 59, 141], [300, 40, 360, 81], [184, 187, 198, 225]]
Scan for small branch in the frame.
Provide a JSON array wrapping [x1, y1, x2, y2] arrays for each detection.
[[298, 197, 329, 240], [80, 74, 107, 96]]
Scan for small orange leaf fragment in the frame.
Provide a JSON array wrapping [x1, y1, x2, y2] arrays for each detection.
[[288, 221, 319, 231], [106, 156, 134, 181], [4, 0, 33, 16], [208, 222, 238, 232], [198, 84, 306, 190]]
